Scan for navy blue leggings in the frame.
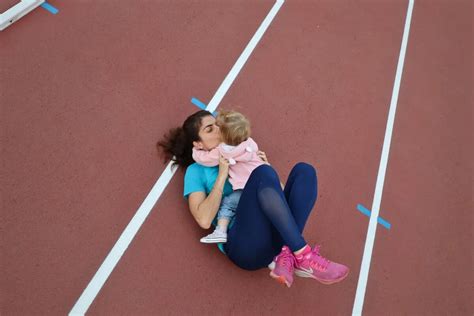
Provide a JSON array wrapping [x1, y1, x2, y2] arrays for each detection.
[[225, 162, 318, 270]]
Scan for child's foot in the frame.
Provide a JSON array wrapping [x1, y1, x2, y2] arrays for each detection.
[[294, 245, 349, 284], [200, 229, 227, 243], [269, 246, 295, 288]]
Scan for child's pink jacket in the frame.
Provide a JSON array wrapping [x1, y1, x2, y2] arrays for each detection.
[[192, 137, 265, 190]]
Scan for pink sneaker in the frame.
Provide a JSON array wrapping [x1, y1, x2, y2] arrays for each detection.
[[269, 246, 296, 288], [294, 245, 349, 284]]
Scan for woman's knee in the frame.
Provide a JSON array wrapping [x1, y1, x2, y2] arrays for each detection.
[[251, 164, 280, 183], [292, 162, 317, 178]]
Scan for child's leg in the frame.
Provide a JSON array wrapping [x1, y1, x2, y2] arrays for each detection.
[[216, 190, 241, 232], [216, 218, 230, 232], [200, 190, 241, 243]]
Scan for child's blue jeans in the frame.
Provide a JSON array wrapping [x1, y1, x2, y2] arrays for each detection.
[[217, 189, 242, 222]]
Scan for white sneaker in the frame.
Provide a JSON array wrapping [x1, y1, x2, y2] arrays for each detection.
[[200, 229, 227, 243]]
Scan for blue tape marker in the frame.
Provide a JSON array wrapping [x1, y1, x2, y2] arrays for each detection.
[[357, 204, 391, 230], [191, 98, 217, 117], [41, 2, 59, 14]]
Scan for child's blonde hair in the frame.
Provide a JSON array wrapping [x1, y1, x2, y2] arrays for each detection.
[[216, 110, 251, 146]]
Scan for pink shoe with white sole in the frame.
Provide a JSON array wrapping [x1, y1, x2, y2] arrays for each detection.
[[294, 245, 349, 285], [269, 246, 296, 288]]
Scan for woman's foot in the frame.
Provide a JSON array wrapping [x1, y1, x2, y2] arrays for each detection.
[[294, 245, 349, 284], [269, 246, 295, 288]]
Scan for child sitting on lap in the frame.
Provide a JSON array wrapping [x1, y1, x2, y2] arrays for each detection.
[[192, 110, 265, 243]]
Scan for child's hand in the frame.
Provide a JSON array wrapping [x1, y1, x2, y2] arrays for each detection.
[[257, 151, 270, 165]]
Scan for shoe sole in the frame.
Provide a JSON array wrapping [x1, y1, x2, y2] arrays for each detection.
[[269, 271, 291, 288], [200, 238, 227, 243], [294, 269, 349, 285]]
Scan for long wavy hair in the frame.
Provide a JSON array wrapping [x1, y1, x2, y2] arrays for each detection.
[[157, 110, 212, 169]]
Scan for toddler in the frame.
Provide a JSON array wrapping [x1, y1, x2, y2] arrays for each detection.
[[192, 110, 265, 243]]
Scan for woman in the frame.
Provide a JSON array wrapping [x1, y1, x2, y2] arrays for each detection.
[[157, 110, 349, 287]]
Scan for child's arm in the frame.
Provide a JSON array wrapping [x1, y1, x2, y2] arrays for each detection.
[[192, 147, 221, 167], [233, 137, 260, 162]]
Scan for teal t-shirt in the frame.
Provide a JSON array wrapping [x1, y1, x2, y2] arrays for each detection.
[[183, 163, 233, 199], [183, 163, 234, 255]]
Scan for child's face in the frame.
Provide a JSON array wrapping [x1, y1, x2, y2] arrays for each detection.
[[193, 115, 221, 150]]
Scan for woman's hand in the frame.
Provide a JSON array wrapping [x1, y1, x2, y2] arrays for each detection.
[[218, 154, 230, 178], [257, 151, 270, 165]]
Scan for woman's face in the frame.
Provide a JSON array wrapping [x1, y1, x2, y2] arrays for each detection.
[[193, 115, 221, 150]]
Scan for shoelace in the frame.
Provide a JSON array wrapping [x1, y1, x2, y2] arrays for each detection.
[[308, 245, 330, 271], [277, 250, 296, 269]]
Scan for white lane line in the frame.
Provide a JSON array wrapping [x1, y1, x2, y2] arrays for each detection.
[[69, 1, 284, 315], [69, 162, 176, 316], [352, 1, 414, 315], [206, 0, 284, 113]]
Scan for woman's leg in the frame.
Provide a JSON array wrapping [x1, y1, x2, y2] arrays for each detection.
[[281, 164, 349, 284], [225, 164, 307, 270], [283, 162, 318, 234], [268, 162, 318, 254]]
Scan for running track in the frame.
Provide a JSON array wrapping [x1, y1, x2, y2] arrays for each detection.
[[1, 0, 472, 315]]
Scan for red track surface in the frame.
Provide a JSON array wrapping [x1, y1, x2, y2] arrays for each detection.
[[1, 0, 20, 14], [1, 0, 472, 315]]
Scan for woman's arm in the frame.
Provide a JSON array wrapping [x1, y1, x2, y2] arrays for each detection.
[[188, 155, 229, 229]]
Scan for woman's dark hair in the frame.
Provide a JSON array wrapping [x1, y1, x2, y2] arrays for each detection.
[[157, 110, 212, 169]]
